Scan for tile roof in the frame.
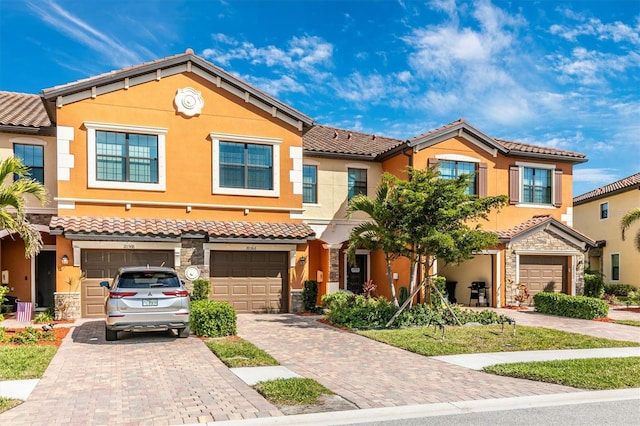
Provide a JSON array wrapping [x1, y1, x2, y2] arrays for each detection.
[[49, 216, 316, 241], [0, 91, 51, 127], [494, 214, 596, 246], [41, 49, 314, 127], [573, 173, 640, 205], [303, 124, 405, 157], [494, 139, 586, 161]]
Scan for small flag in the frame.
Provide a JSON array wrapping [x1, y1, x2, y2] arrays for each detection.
[[17, 302, 33, 323]]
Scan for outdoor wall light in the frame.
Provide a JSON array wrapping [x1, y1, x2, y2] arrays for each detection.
[[298, 256, 306, 265], [61, 254, 69, 265]]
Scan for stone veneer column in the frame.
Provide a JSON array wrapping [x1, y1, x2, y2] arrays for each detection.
[[325, 243, 342, 293]]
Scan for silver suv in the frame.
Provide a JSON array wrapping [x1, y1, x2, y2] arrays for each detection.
[[100, 266, 190, 341]]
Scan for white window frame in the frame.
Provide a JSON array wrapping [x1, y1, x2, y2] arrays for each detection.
[[610, 252, 620, 282], [84, 121, 167, 191], [210, 132, 281, 197], [600, 202, 609, 220], [515, 161, 555, 209]]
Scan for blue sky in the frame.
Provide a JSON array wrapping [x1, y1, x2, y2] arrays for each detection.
[[1, 0, 638, 196]]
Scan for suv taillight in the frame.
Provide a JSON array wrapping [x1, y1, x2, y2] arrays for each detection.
[[109, 292, 137, 299], [162, 290, 189, 297]]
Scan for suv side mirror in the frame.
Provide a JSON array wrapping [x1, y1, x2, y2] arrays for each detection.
[[99, 281, 110, 288]]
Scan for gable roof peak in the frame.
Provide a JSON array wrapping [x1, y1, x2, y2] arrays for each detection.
[[573, 172, 640, 205]]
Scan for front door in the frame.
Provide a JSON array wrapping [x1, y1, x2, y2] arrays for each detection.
[[346, 254, 367, 294], [35, 251, 56, 308]]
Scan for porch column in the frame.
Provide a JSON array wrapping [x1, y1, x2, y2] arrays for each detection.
[[324, 243, 342, 293]]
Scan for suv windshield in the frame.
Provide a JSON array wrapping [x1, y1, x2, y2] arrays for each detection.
[[117, 271, 180, 289]]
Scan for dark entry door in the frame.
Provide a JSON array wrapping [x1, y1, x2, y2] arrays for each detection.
[[346, 254, 367, 294], [36, 251, 56, 308]]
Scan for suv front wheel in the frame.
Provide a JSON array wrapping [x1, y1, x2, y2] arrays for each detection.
[[105, 326, 118, 342]]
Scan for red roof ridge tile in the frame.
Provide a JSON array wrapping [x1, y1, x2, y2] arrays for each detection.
[[573, 173, 640, 205]]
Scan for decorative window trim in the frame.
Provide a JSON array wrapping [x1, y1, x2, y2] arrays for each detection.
[[84, 121, 167, 191], [345, 162, 371, 170], [9, 136, 48, 147], [302, 164, 318, 205], [210, 132, 281, 197], [599, 202, 609, 220], [13, 142, 45, 184], [435, 154, 480, 163], [512, 161, 559, 207], [610, 252, 620, 282]]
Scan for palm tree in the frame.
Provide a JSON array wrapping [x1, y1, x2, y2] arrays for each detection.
[[0, 156, 48, 257], [347, 174, 406, 306], [621, 208, 640, 252]]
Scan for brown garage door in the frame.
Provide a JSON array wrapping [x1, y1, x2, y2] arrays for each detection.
[[80, 249, 175, 318], [210, 251, 288, 313], [519, 255, 567, 298]]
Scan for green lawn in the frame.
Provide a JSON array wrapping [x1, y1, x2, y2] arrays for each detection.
[[205, 336, 279, 368], [254, 378, 334, 405], [0, 398, 22, 413], [358, 325, 639, 356], [484, 357, 640, 389], [0, 346, 57, 380], [612, 319, 640, 327]]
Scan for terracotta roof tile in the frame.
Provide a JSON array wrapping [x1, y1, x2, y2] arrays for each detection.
[[494, 138, 586, 160], [303, 124, 404, 157], [493, 214, 596, 246], [494, 215, 553, 239], [0, 91, 51, 127], [409, 118, 468, 143], [49, 216, 315, 240], [573, 173, 640, 205]]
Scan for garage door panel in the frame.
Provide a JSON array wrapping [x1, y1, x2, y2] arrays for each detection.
[[81, 250, 174, 317], [210, 251, 287, 313], [519, 256, 567, 299]]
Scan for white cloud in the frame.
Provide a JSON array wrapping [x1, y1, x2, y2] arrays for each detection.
[[550, 17, 640, 45], [550, 47, 639, 86], [242, 75, 306, 97], [27, 0, 147, 68], [573, 168, 620, 184]]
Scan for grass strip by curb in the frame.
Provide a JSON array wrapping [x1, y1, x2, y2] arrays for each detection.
[[255, 377, 333, 406], [358, 325, 639, 356], [612, 319, 640, 327], [0, 397, 22, 414], [483, 356, 640, 390], [205, 336, 279, 367]]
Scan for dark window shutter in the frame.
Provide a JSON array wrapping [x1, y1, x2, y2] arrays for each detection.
[[509, 166, 520, 204], [428, 157, 439, 169], [477, 163, 488, 197], [554, 169, 563, 207]]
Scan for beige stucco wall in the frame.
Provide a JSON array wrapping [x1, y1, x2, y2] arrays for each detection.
[[302, 155, 383, 244], [574, 190, 640, 287], [0, 132, 57, 210]]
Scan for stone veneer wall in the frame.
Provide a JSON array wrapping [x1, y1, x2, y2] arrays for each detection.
[[290, 289, 303, 313], [179, 239, 208, 292], [54, 292, 81, 320], [504, 228, 586, 305]]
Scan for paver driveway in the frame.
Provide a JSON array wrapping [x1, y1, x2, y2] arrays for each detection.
[[0, 320, 280, 426], [237, 314, 578, 409]]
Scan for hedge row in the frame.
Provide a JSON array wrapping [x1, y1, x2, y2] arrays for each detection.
[[533, 292, 608, 320]]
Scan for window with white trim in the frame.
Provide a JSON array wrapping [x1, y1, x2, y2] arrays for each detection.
[[348, 168, 367, 199], [210, 133, 281, 197], [509, 162, 559, 207], [14, 143, 44, 184], [85, 122, 167, 191], [611, 253, 620, 281], [600, 202, 608, 220], [439, 160, 476, 195], [303, 164, 317, 204]]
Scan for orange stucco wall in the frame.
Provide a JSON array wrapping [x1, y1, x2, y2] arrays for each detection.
[[1, 239, 31, 302], [56, 72, 304, 222], [382, 136, 575, 232]]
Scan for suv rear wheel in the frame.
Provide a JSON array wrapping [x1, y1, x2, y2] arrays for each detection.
[[178, 325, 190, 338], [105, 326, 118, 341]]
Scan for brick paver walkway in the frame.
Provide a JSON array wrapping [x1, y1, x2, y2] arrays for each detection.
[[0, 321, 280, 425], [237, 314, 578, 409]]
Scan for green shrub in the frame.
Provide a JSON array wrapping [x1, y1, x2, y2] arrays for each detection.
[[33, 311, 54, 324], [321, 292, 396, 329], [396, 303, 508, 328], [0, 286, 8, 321], [604, 283, 637, 297], [190, 300, 237, 337], [584, 271, 605, 298], [191, 279, 211, 301], [398, 286, 409, 306], [302, 280, 319, 312], [533, 292, 609, 320], [627, 291, 640, 307]]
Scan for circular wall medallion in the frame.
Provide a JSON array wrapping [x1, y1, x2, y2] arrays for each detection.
[[184, 266, 200, 281], [174, 87, 204, 117]]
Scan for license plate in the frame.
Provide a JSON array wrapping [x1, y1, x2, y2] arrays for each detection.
[[142, 299, 158, 306]]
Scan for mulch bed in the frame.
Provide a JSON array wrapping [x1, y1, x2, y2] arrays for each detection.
[[0, 327, 69, 347], [613, 307, 640, 313], [501, 305, 530, 311], [593, 317, 614, 323]]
